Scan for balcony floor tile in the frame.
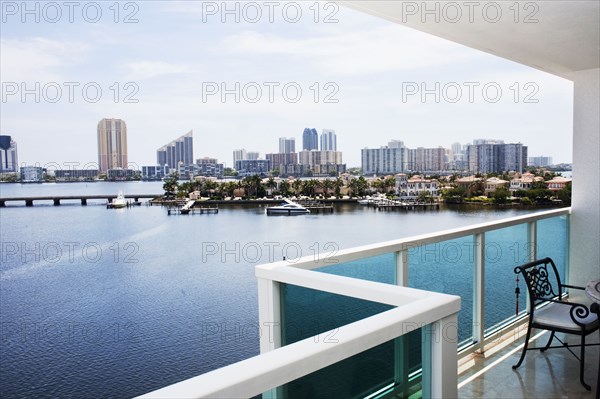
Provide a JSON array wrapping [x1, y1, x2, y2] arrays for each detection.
[[458, 327, 600, 398]]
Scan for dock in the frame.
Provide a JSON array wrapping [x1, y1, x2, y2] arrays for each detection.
[[167, 200, 218, 215], [295, 199, 334, 214], [374, 198, 440, 210]]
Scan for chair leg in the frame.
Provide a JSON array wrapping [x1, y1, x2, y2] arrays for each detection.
[[580, 334, 591, 391], [513, 323, 533, 369], [541, 331, 555, 352]]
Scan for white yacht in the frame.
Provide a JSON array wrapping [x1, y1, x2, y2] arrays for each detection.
[[266, 200, 310, 215], [110, 192, 127, 209]]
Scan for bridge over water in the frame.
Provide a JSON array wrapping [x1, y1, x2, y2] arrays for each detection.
[[0, 194, 161, 207]]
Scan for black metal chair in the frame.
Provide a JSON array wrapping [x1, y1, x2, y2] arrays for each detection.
[[513, 257, 599, 390]]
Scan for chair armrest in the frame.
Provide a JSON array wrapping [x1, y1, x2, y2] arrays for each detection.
[[536, 297, 594, 327], [562, 284, 585, 290]]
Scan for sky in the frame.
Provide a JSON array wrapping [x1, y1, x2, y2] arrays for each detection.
[[1, 1, 574, 169]]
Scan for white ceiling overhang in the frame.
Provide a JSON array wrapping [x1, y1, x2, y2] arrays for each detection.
[[340, 1, 600, 80]]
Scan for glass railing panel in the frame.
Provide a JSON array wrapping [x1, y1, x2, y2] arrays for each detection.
[[268, 330, 423, 399], [315, 253, 395, 284], [280, 283, 410, 398], [536, 215, 568, 282], [280, 283, 393, 345], [484, 224, 528, 334], [408, 236, 474, 346]]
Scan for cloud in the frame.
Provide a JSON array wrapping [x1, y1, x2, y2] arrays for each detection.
[[124, 61, 199, 80], [0, 38, 89, 82], [218, 25, 476, 76]]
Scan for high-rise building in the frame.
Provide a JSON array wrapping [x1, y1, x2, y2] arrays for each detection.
[[233, 149, 247, 166], [196, 157, 225, 177], [246, 151, 260, 160], [528, 156, 553, 167], [302, 128, 318, 151], [361, 141, 409, 175], [410, 147, 447, 171], [97, 118, 128, 172], [298, 150, 343, 166], [466, 142, 527, 173], [278, 137, 295, 154], [156, 130, 194, 171], [320, 129, 337, 151], [0, 135, 18, 173]]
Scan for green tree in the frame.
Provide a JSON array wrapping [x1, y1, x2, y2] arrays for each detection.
[[266, 177, 277, 194], [417, 190, 433, 203], [334, 177, 343, 197], [279, 180, 291, 196], [554, 182, 572, 205], [492, 187, 511, 204], [242, 174, 263, 198], [292, 179, 302, 195], [162, 173, 179, 195]]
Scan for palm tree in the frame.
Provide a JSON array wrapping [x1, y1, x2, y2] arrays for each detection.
[[334, 177, 343, 197], [266, 177, 277, 195], [322, 179, 333, 196], [279, 180, 291, 196], [384, 176, 397, 194], [292, 179, 302, 195]]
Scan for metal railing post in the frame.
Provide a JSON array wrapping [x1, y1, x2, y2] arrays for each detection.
[[473, 233, 485, 352]]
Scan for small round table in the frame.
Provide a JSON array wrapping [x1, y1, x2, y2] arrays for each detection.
[[585, 280, 600, 399]]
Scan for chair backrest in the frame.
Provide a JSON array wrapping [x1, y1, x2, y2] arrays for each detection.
[[514, 257, 563, 309]]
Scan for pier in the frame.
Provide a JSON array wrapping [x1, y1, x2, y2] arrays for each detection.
[[167, 201, 218, 215], [374, 198, 440, 210], [0, 194, 160, 207], [295, 199, 334, 214]]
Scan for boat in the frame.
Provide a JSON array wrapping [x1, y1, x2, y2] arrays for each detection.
[[109, 192, 127, 209], [266, 200, 310, 215]]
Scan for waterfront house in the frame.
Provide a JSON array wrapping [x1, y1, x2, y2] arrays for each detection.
[[546, 176, 572, 191], [484, 177, 509, 196], [397, 174, 440, 198], [455, 175, 482, 190], [509, 172, 544, 193]]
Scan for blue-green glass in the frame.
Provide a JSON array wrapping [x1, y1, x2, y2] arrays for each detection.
[[280, 283, 408, 398], [316, 253, 395, 284], [281, 283, 393, 345], [408, 236, 474, 346], [484, 224, 528, 333], [536, 216, 568, 282], [271, 330, 423, 399]]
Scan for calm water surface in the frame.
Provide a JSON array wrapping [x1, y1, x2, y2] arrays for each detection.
[[0, 182, 557, 398]]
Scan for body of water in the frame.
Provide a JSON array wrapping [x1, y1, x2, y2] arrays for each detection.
[[0, 182, 566, 397]]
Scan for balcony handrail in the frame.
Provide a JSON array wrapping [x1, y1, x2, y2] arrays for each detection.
[[140, 283, 460, 398], [256, 263, 460, 308], [256, 208, 571, 271]]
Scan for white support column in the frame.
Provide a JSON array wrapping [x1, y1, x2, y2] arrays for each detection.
[[570, 68, 600, 287], [257, 278, 282, 352], [258, 278, 283, 399], [395, 249, 408, 287], [473, 233, 485, 352], [394, 250, 409, 394], [422, 313, 459, 399]]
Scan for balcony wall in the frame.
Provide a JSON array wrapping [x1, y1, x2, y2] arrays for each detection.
[[570, 67, 600, 287]]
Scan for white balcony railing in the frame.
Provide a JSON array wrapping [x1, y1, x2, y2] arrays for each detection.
[[141, 207, 570, 399]]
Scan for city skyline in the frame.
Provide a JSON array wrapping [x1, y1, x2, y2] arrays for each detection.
[[2, 2, 573, 168]]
